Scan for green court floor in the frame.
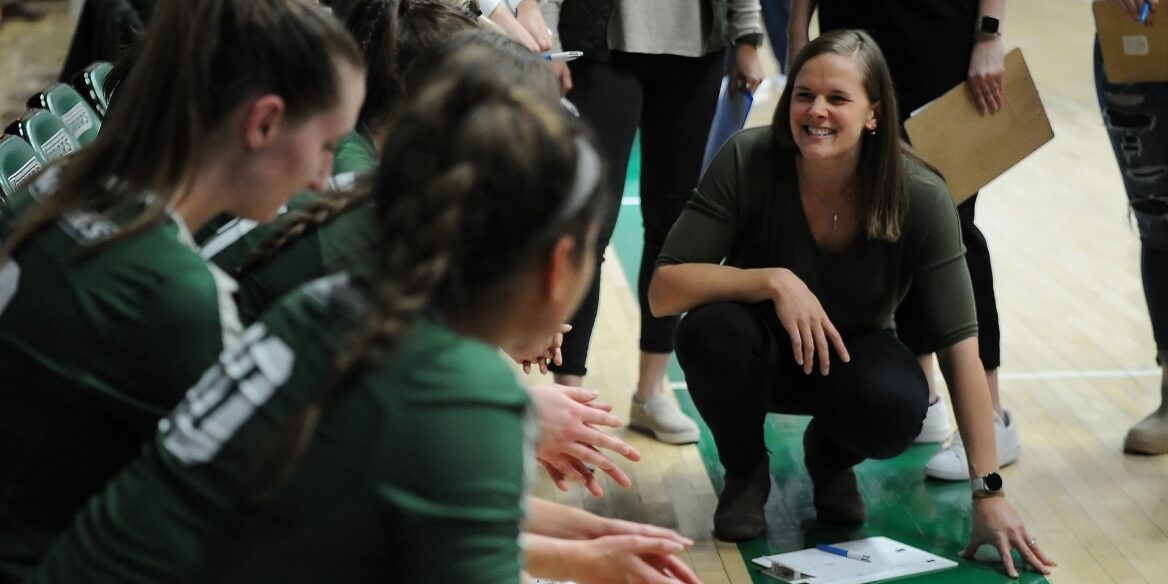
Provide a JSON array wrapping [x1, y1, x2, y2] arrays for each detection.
[[609, 138, 1047, 584]]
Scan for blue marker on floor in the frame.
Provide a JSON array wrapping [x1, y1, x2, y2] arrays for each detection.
[[816, 544, 872, 563]]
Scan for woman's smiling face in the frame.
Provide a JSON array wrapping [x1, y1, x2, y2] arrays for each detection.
[[788, 52, 879, 163]]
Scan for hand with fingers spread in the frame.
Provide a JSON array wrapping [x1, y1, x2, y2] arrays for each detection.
[[769, 268, 850, 375], [528, 383, 642, 497], [960, 497, 1058, 578], [967, 35, 1005, 114], [560, 535, 702, 584]]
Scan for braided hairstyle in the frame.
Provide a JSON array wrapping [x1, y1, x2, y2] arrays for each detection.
[[235, 27, 559, 278], [234, 0, 483, 277], [250, 56, 609, 495]]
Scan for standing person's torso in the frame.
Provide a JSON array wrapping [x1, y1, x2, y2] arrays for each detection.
[[817, 0, 979, 118], [0, 168, 238, 582], [560, 0, 734, 59]]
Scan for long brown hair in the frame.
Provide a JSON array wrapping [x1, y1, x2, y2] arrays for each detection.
[[773, 29, 911, 242], [236, 28, 558, 278], [2, 0, 363, 257], [250, 66, 610, 496]]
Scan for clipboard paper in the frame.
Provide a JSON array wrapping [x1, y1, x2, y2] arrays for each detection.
[[903, 48, 1054, 205], [1094, 0, 1168, 84], [752, 536, 957, 584]]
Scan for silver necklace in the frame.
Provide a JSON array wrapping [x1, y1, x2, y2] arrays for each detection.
[[803, 188, 853, 231]]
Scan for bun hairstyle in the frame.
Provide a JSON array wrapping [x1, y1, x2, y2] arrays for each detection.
[[251, 68, 609, 496], [3, 0, 364, 256], [772, 28, 909, 242]]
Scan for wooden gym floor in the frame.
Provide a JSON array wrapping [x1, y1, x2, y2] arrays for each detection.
[[4, 1, 1167, 582]]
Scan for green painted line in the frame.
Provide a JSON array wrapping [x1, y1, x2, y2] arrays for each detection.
[[611, 138, 1048, 584]]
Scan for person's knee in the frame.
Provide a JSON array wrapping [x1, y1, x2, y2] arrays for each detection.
[[677, 302, 751, 352]]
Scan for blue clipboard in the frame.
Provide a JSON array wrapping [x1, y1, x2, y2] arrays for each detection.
[[701, 75, 754, 173]]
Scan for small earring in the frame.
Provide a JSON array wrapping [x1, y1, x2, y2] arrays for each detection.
[[867, 126, 877, 135]]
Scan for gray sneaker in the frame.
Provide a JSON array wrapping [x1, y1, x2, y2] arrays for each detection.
[[629, 392, 701, 444]]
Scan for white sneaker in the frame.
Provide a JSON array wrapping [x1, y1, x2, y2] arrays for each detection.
[[629, 392, 701, 445], [914, 394, 954, 443], [924, 409, 1022, 481]]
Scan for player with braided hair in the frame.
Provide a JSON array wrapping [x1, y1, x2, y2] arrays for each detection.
[[26, 63, 698, 584], [201, 0, 482, 324]]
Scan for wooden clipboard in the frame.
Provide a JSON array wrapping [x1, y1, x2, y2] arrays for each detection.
[[1093, 0, 1168, 83], [904, 48, 1054, 205]]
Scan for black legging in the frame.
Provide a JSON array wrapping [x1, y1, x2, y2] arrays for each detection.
[[550, 50, 725, 377], [894, 194, 1001, 369], [676, 302, 930, 476]]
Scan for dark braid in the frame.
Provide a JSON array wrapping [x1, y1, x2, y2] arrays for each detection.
[[234, 186, 371, 276], [235, 0, 479, 278], [249, 67, 609, 497]]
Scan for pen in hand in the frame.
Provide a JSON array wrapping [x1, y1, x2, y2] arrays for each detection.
[[1140, 1, 1151, 24], [816, 544, 871, 563]]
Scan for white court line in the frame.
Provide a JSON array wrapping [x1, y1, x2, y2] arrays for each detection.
[[667, 368, 1162, 391]]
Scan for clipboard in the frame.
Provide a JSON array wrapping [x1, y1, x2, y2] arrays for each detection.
[[903, 48, 1054, 205], [1093, 0, 1168, 83], [752, 536, 957, 584]]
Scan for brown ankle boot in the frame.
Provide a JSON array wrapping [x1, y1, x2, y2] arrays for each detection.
[[713, 459, 770, 541], [803, 422, 866, 524], [1125, 365, 1168, 454]]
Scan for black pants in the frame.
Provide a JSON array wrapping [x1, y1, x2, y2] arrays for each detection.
[[676, 302, 930, 476], [893, 194, 1000, 369], [551, 50, 725, 377]]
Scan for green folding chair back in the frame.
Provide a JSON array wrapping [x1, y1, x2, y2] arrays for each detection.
[[72, 61, 114, 117], [5, 109, 80, 165], [0, 134, 42, 204], [27, 84, 102, 146]]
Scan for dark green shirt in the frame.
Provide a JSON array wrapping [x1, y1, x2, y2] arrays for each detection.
[[658, 126, 977, 347], [0, 168, 241, 582], [201, 128, 380, 324], [28, 274, 532, 584]]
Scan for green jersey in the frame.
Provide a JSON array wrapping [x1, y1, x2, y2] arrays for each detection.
[[29, 274, 533, 584], [0, 168, 242, 582], [331, 126, 378, 177], [201, 128, 379, 324]]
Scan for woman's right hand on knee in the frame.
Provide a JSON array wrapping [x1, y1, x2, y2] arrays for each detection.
[[769, 268, 851, 375]]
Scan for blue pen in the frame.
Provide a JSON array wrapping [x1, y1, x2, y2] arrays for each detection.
[[816, 544, 872, 563], [1140, 1, 1151, 24], [543, 51, 583, 61]]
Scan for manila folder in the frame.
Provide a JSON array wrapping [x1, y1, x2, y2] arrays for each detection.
[[904, 48, 1053, 205]]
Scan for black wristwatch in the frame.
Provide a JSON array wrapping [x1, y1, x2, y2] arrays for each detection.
[[971, 471, 1005, 498], [734, 33, 763, 47], [975, 15, 1001, 39]]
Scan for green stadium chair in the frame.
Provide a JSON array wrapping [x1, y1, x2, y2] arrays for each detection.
[[72, 61, 113, 117], [4, 109, 80, 165], [27, 84, 102, 146], [0, 134, 42, 204]]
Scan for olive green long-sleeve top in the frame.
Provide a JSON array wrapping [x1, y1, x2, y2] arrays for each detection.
[[657, 126, 978, 348]]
